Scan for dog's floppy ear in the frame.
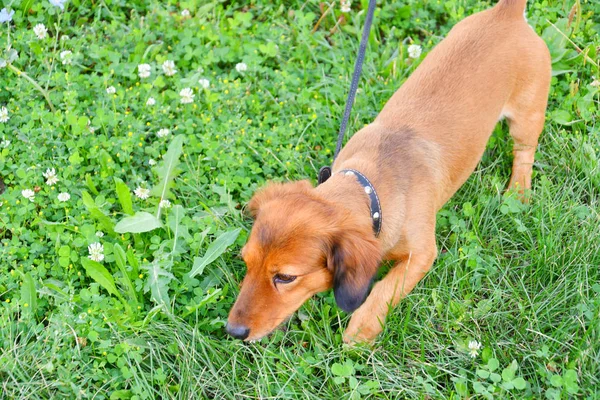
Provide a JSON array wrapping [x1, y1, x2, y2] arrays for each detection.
[[327, 228, 381, 313], [247, 180, 313, 218]]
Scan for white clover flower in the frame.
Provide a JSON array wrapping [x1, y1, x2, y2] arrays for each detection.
[[33, 23, 48, 39], [57, 192, 70, 202], [199, 78, 210, 89], [468, 340, 482, 358], [148, 159, 157, 166], [159, 199, 172, 208], [0, 106, 9, 123], [87, 119, 96, 134], [95, 231, 104, 238], [88, 242, 104, 262], [408, 44, 422, 59], [60, 35, 69, 41], [235, 62, 247, 73], [49, 0, 68, 10], [591, 79, 600, 87], [340, 0, 351, 13], [43, 168, 59, 185], [146, 97, 156, 106], [162, 60, 177, 76], [0, 139, 9, 148], [106, 86, 116, 94], [134, 186, 150, 199], [138, 63, 151, 78], [156, 128, 170, 138], [22, 189, 35, 202], [60, 50, 73, 65], [179, 87, 195, 104], [181, 9, 190, 17], [0, 8, 15, 23]]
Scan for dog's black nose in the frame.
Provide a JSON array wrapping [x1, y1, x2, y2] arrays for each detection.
[[226, 323, 250, 340]]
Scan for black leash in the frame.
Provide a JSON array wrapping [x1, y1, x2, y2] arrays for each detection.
[[318, 0, 378, 185]]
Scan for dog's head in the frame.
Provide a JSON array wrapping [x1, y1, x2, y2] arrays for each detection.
[[226, 180, 381, 341]]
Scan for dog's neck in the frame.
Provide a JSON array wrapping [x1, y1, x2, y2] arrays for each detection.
[[314, 170, 376, 232]]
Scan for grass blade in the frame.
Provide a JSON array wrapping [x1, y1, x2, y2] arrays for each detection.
[[151, 135, 184, 218], [188, 228, 241, 278], [81, 190, 115, 234], [126, 248, 140, 280], [115, 211, 162, 233], [19, 272, 37, 316], [114, 243, 138, 306], [81, 258, 119, 298], [114, 177, 134, 215]]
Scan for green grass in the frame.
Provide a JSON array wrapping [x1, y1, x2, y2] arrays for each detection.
[[1, 0, 599, 398]]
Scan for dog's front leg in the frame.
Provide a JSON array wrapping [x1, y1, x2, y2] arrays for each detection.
[[343, 243, 437, 344]]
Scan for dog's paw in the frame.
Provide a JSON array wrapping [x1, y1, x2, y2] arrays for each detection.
[[343, 314, 383, 345], [507, 180, 532, 204]]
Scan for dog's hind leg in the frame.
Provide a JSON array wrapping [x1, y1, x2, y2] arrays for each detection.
[[505, 47, 551, 200], [506, 110, 545, 198]]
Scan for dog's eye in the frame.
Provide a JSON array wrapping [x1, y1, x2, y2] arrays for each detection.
[[273, 273, 297, 284]]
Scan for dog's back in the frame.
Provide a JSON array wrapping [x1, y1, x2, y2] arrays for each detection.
[[364, 0, 551, 206]]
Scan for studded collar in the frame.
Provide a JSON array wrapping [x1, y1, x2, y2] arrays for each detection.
[[339, 169, 382, 237]]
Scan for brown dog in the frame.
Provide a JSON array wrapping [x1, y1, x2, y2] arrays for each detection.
[[226, 0, 551, 343]]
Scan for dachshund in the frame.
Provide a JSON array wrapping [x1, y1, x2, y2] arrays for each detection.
[[226, 0, 551, 343]]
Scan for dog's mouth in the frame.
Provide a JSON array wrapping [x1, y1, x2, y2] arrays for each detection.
[[243, 331, 273, 343], [241, 316, 293, 343]]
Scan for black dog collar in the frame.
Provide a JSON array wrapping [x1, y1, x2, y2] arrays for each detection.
[[339, 169, 382, 237]]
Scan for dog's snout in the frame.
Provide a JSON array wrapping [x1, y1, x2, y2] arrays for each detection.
[[225, 322, 250, 340]]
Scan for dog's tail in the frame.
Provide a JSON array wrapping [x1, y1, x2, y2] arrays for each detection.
[[495, 0, 528, 17]]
